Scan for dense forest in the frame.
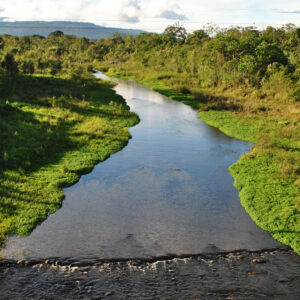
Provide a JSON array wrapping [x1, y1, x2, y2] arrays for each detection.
[[0, 24, 299, 254]]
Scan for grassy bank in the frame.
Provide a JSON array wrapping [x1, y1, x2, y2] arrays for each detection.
[[0, 74, 139, 242], [200, 111, 299, 254], [102, 67, 300, 255]]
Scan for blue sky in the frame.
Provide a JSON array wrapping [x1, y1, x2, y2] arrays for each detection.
[[0, 0, 299, 32]]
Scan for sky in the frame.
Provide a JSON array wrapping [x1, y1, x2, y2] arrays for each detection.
[[0, 0, 299, 32]]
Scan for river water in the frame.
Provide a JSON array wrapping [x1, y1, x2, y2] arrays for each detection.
[[2, 72, 281, 260], [1, 73, 300, 299]]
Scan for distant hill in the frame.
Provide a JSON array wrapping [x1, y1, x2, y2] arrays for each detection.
[[0, 21, 146, 39]]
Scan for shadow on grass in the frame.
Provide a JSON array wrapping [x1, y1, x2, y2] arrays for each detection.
[[0, 74, 128, 174], [0, 105, 77, 173], [0, 73, 138, 239], [146, 82, 242, 112]]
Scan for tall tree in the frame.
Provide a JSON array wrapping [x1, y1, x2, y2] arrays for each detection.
[[163, 23, 187, 43], [1, 53, 19, 77]]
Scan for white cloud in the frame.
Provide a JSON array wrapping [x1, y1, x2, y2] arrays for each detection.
[[0, 0, 142, 22], [144, 0, 187, 19], [0, 0, 299, 31], [95, 0, 142, 23], [279, 10, 300, 14], [158, 10, 188, 20]]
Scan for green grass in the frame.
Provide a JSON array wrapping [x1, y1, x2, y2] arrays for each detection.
[[0, 74, 139, 241], [103, 68, 300, 255], [230, 151, 299, 254], [197, 111, 259, 143], [199, 111, 300, 255]]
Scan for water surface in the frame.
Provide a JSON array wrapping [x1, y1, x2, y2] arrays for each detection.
[[2, 72, 281, 260]]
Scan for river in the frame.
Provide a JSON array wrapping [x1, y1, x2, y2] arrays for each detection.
[[1, 72, 299, 299]]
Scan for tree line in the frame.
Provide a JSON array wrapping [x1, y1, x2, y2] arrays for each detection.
[[0, 23, 299, 103]]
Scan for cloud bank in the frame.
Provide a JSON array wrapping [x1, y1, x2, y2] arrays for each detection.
[[158, 10, 188, 20], [280, 10, 300, 14], [0, 0, 299, 31], [0, 0, 188, 23]]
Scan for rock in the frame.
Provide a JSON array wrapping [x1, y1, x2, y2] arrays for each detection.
[[70, 266, 79, 273], [104, 291, 114, 297], [278, 278, 290, 282], [252, 258, 266, 264], [250, 271, 261, 275]]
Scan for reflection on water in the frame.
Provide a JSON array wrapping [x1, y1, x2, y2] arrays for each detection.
[[2, 72, 281, 260]]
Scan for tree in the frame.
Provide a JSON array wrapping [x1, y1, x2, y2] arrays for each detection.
[[282, 23, 296, 33], [37, 58, 49, 72], [21, 60, 35, 74], [163, 23, 187, 43], [48, 30, 64, 38], [255, 41, 288, 75], [186, 30, 209, 44], [76, 37, 90, 52], [112, 33, 125, 45], [0, 37, 5, 50], [1, 53, 19, 77], [50, 60, 62, 75]]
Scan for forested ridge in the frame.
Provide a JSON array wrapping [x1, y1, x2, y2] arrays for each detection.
[[0, 21, 145, 39], [0, 25, 299, 254]]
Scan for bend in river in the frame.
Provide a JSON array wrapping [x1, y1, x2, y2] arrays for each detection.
[[1, 72, 282, 260]]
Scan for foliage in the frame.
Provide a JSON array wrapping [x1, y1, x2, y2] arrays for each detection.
[[48, 30, 64, 38], [1, 53, 19, 77], [186, 30, 209, 44], [21, 60, 34, 74], [163, 22, 187, 43]]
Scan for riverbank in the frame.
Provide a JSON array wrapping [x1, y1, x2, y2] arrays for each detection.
[[101, 68, 300, 255], [0, 74, 139, 243]]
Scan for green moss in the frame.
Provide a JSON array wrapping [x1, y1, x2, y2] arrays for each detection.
[[0, 74, 139, 241]]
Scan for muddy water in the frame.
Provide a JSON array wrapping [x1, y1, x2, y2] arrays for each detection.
[[1, 72, 300, 299], [2, 72, 282, 260]]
